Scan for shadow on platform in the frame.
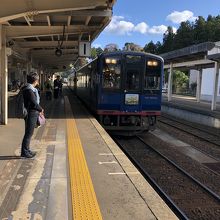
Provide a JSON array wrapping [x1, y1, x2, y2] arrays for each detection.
[[0, 156, 23, 160]]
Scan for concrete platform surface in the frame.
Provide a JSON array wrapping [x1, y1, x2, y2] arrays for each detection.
[[0, 91, 178, 220], [0, 95, 71, 220], [68, 94, 177, 220]]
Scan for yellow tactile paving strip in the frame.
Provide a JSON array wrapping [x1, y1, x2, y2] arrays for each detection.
[[65, 97, 103, 220]]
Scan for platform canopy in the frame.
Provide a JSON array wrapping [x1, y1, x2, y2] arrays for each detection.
[[160, 42, 217, 70], [207, 53, 220, 62], [0, 0, 116, 71]]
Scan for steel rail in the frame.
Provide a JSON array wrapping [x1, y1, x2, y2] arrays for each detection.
[[114, 137, 189, 220], [158, 116, 220, 146], [136, 136, 220, 203]]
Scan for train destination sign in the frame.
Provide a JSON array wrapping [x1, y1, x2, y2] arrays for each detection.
[[125, 94, 139, 105]]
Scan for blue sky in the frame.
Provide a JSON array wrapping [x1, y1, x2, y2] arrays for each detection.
[[92, 0, 220, 49]]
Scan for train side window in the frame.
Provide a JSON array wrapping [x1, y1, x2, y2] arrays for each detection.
[[103, 57, 121, 89], [145, 60, 161, 91]]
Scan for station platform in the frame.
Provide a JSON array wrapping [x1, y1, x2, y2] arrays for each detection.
[[0, 90, 177, 220], [162, 94, 220, 128]]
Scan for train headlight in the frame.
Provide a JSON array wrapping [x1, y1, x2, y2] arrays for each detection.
[[105, 58, 111, 64], [105, 58, 117, 64], [111, 59, 117, 64], [147, 60, 158, 66], [147, 61, 153, 66], [152, 61, 158, 66]]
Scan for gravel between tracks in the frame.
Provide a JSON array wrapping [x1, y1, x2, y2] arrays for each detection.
[[116, 136, 220, 220], [157, 118, 220, 160], [139, 132, 220, 196]]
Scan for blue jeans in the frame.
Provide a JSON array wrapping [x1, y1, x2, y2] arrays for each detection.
[[21, 111, 38, 154]]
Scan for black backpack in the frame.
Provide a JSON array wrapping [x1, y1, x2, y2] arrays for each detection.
[[15, 88, 28, 118]]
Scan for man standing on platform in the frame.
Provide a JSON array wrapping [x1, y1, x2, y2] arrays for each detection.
[[53, 75, 62, 99], [21, 73, 44, 158], [44, 76, 53, 100]]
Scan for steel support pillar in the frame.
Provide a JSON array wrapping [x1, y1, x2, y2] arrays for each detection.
[[168, 62, 173, 101], [0, 25, 8, 125], [211, 62, 219, 110], [196, 69, 202, 102]]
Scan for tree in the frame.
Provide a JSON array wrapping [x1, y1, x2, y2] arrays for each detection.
[[144, 41, 157, 54], [91, 47, 97, 59], [193, 16, 207, 44], [96, 47, 103, 56], [123, 42, 143, 51], [160, 26, 175, 53], [173, 21, 194, 49], [211, 15, 220, 41], [155, 41, 162, 54], [91, 47, 104, 59], [172, 70, 189, 93], [104, 43, 119, 52]]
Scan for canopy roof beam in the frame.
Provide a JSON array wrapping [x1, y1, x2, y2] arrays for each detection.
[[16, 41, 78, 48], [6, 25, 99, 38]]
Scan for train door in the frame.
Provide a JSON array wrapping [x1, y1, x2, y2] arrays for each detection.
[[121, 55, 144, 112]]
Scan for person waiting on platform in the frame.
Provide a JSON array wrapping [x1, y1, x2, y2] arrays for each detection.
[[44, 76, 53, 100], [53, 75, 62, 99], [21, 72, 44, 158]]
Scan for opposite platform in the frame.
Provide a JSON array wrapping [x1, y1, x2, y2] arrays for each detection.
[[162, 94, 220, 128]]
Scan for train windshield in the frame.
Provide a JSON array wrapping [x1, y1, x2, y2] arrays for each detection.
[[144, 59, 161, 92], [102, 56, 121, 89], [125, 55, 142, 91], [125, 69, 140, 91]]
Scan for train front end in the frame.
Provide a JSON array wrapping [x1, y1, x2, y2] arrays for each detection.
[[97, 52, 163, 135]]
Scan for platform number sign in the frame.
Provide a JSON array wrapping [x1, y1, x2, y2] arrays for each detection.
[[79, 41, 91, 57]]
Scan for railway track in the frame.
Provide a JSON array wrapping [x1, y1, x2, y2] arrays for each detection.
[[114, 135, 220, 220], [158, 115, 220, 147]]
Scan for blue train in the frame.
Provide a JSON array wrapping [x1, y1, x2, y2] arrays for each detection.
[[68, 51, 163, 135]]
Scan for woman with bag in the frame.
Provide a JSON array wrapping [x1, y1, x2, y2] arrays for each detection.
[[21, 72, 44, 158]]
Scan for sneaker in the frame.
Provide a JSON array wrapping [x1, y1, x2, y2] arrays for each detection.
[[28, 150, 36, 157], [21, 152, 35, 158]]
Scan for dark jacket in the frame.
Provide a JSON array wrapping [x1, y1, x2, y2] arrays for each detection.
[[23, 88, 43, 112], [54, 79, 62, 89]]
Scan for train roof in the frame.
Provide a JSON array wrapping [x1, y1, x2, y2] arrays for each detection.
[[100, 51, 164, 62], [76, 51, 164, 72]]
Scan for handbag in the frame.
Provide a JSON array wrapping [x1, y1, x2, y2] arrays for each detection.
[[37, 114, 46, 126]]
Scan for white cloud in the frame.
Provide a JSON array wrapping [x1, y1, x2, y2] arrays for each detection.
[[172, 27, 177, 33], [149, 25, 167, 34], [105, 16, 134, 35], [167, 10, 198, 24], [134, 22, 149, 34], [92, 43, 102, 48], [105, 16, 168, 36]]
